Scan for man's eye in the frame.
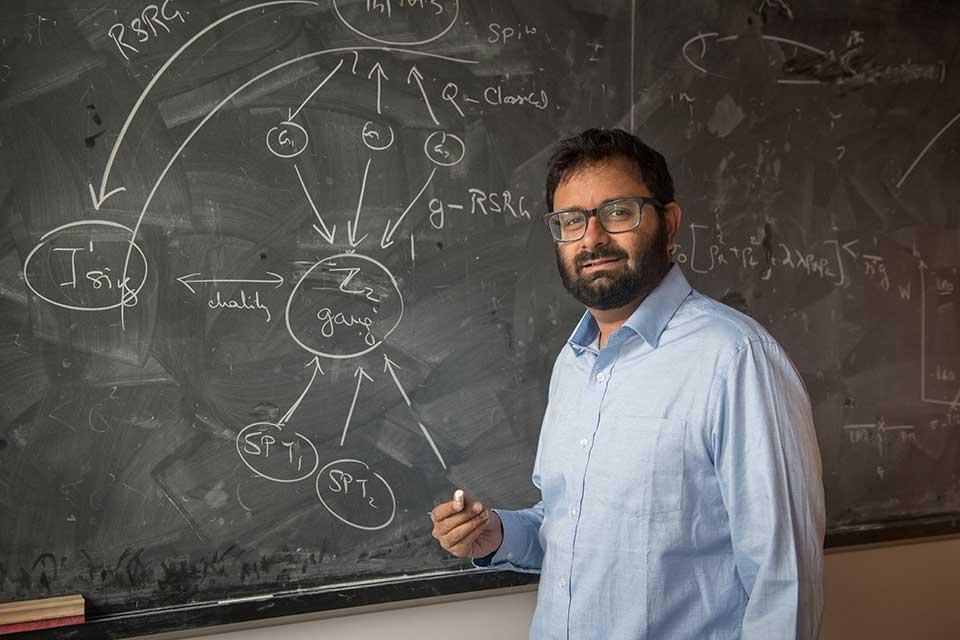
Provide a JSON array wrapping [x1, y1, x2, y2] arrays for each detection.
[[561, 216, 584, 227], [607, 207, 630, 218]]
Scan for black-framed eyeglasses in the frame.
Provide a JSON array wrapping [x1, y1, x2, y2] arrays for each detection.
[[543, 196, 664, 242]]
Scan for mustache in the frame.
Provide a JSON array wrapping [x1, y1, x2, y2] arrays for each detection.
[[573, 246, 629, 271]]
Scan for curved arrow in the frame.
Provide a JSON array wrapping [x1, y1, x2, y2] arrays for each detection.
[[897, 109, 960, 189], [381, 168, 436, 249], [90, 0, 319, 210], [176, 271, 284, 295], [279, 356, 325, 426]]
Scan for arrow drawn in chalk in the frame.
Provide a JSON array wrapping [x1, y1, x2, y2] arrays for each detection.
[[279, 357, 325, 426], [381, 168, 436, 249], [176, 272, 284, 295], [417, 421, 447, 470], [341, 367, 373, 446], [347, 158, 372, 247], [367, 62, 388, 115], [407, 65, 439, 126], [294, 164, 337, 244], [382, 354, 447, 469], [288, 58, 344, 120], [383, 355, 411, 406]]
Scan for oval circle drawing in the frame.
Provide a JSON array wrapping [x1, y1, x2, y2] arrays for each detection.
[[236, 421, 320, 483], [316, 458, 397, 531], [266, 121, 310, 158], [423, 131, 466, 167], [285, 253, 404, 360], [23, 220, 148, 312], [331, 0, 460, 46]]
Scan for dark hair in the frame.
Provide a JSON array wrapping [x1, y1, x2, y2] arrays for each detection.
[[545, 128, 676, 211]]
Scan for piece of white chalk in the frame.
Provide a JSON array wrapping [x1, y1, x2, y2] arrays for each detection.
[[454, 489, 464, 509]]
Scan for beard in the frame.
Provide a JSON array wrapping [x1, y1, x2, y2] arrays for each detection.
[[555, 216, 671, 311]]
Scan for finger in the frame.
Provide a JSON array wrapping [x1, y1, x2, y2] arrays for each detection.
[[431, 497, 466, 522], [431, 505, 476, 541], [441, 515, 485, 551], [450, 520, 489, 557], [432, 494, 482, 523], [433, 510, 475, 541], [434, 501, 485, 535], [441, 510, 490, 549]]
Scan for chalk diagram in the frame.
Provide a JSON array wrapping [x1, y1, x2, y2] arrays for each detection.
[[677, 26, 960, 473], [21, 0, 482, 533]]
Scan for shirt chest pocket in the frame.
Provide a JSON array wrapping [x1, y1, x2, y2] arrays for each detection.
[[585, 415, 686, 518]]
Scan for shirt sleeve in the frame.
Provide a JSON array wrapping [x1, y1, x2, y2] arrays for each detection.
[[471, 501, 544, 573], [710, 339, 825, 640]]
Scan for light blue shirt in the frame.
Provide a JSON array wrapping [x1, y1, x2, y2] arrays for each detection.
[[476, 264, 825, 639]]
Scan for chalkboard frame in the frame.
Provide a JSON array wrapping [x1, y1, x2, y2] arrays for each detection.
[[824, 513, 960, 549], [14, 571, 537, 639]]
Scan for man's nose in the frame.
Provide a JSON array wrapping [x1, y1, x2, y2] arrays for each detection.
[[579, 214, 610, 251]]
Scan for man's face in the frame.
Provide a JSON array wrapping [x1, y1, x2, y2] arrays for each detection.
[[552, 156, 677, 311]]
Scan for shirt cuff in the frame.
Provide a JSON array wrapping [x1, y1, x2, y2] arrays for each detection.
[[471, 508, 540, 573]]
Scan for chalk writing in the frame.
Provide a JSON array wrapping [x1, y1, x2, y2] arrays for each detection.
[[107, 0, 186, 61], [487, 22, 538, 45], [209, 290, 272, 323], [316, 459, 396, 530], [236, 422, 320, 484]]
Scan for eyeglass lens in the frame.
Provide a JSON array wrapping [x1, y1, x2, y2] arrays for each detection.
[[547, 200, 643, 241]]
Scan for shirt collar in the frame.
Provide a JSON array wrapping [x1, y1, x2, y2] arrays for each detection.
[[567, 264, 693, 354]]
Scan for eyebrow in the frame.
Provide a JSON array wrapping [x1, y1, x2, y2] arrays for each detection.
[[553, 195, 650, 212]]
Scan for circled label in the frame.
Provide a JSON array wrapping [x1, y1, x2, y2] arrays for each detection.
[[237, 421, 320, 483], [316, 458, 397, 530], [424, 131, 465, 166], [23, 220, 148, 312], [266, 121, 309, 158], [331, 0, 460, 47], [285, 253, 404, 360]]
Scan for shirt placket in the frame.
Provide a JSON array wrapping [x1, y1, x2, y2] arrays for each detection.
[[561, 338, 622, 639]]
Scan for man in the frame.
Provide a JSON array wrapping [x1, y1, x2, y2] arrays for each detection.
[[431, 128, 825, 639]]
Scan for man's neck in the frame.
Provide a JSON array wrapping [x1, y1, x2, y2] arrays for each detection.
[[589, 265, 671, 349]]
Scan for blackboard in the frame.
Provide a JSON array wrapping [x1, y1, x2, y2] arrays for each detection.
[[1, 0, 959, 636]]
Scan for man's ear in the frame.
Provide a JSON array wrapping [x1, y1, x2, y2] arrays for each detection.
[[663, 202, 682, 251]]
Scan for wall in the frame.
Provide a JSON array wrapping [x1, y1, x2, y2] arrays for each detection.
[[148, 537, 960, 640]]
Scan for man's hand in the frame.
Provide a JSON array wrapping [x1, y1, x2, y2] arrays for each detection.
[[431, 491, 503, 559]]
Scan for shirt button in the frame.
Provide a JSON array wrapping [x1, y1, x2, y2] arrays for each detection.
[[579, 438, 589, 448], [558, 578, 567, 588], [507, 552, 514, 560], [595, 372, 605, 382], [569, 508, 577, 517]]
